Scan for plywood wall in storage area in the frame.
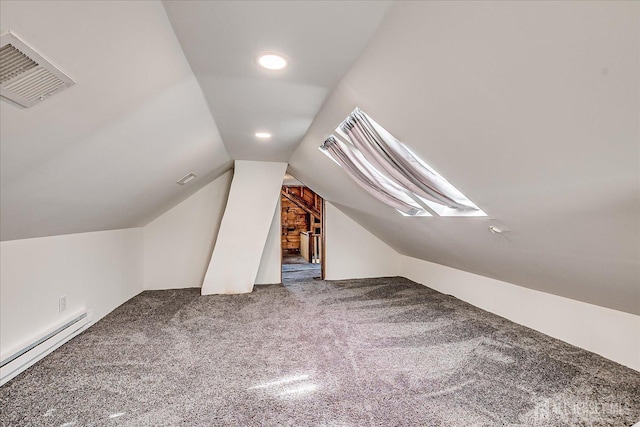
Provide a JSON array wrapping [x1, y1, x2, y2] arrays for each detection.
[[280, 186, 323, 255], [281, 196, 309, 254]]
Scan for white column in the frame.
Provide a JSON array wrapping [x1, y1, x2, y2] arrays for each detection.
[[255, 200, 282, 285], [201, 160, 287, 294]]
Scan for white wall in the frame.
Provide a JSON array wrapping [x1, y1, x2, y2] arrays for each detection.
[[0, 228, 143, 358], [143, 171, 232, 290], [255, 202, 282, 285], [324, 203, 401, 280], [401, 256, 640, 372], [202, 161, 287, 294]]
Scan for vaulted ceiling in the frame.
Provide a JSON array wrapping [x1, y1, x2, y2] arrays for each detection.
[[0, 1, 230, 240], [163, 0, 391, 162], [1, 1, 638, 314], [0, 0, 390, 240]]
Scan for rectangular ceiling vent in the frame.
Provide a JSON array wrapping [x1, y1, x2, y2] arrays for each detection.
[[176, 173, 197, 185], [1, 31, 75, 108]]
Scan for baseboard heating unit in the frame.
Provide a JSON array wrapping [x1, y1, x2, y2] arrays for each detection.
[[0, 310, 93, 386]]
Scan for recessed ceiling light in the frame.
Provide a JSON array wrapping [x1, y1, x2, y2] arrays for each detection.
[[255, 132, 272, 139], [257, 53, 288, 70]]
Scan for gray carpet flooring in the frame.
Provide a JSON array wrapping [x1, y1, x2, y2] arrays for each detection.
[[1, 277, 639, 426], [282, 263, 321, 283], [282, 254, 321, 283], [282, 254, 310, 265]]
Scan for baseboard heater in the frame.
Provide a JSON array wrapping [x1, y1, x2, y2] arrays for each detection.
[[0, 310, 93, 386]]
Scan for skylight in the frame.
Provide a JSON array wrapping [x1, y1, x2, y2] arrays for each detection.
[[320, 136, 430, 216], [322, 108, 486, 217]]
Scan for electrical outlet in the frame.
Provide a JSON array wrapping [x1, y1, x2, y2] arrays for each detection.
[[59, 295, 66, 313]]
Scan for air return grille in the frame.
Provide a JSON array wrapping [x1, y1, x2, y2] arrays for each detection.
[[1, 31, 75, 108]]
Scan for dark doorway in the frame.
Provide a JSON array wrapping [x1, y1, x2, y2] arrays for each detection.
[[281, 176, 323, 284]]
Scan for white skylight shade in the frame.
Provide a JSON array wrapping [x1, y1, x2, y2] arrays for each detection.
[[321, 136, 428, 216], [339, 108, 482, 213]]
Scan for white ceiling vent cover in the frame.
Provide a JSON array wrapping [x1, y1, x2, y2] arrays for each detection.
[[1, 31, 75, 108]]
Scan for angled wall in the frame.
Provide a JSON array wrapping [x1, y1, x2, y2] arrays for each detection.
[[202, 161, 287, 294], [402, 256, 640, 371], [325, 203, 400, 280], [143, 171, 233, 290]]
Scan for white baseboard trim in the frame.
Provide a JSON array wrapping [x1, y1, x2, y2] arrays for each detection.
[[1, 309, 94, 386]]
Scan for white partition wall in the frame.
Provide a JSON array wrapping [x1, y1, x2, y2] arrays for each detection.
[[324, 202, 401, 280], [143, 171, 233, 290], [0, 229, 143, 357], [201, 161, 287, 295]]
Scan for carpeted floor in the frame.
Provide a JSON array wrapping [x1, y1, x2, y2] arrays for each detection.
[[282, 254, 310, 265], [282, 254, 321, 283], [1, 277, 639, 426], [282, 263, 321, 283]]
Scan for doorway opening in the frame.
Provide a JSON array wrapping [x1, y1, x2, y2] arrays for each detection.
[[281, 174, 324, 284]]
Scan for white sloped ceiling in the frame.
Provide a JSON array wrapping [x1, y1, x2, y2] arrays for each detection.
[[162, 0, 392, 162], [289, 1, 640, 315], [1, 0, 391, 241], [0, 1, 231, 241]]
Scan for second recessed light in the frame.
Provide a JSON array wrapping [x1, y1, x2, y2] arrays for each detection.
[[257, 53, 288, 70]]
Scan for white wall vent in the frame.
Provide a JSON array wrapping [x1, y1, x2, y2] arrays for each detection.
[[176, 173, 197, 185], [1, 31, 75, 108]]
